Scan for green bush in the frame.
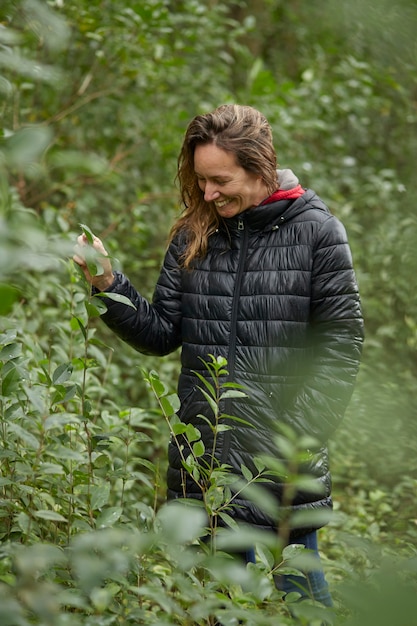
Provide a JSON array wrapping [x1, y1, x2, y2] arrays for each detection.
[[1, 1, 417, 624]]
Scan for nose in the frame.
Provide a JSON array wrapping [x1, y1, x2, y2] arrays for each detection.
[[203, 181, 220, 203]]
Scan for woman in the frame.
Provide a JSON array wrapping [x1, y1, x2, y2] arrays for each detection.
[[74, 104, 364, 605]]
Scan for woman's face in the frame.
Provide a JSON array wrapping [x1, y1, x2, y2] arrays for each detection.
[[194, 143, 269, 219]]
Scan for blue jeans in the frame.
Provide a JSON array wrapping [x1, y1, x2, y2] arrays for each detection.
[[244, 531, 333, 607]]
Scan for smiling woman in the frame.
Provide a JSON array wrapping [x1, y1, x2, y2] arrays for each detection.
[[173, 104, 279, 267], [74, 103, 364, 608], [194, 143, 269, 218]]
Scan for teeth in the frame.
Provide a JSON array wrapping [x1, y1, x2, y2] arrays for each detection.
[[215, 199, 230, 208]]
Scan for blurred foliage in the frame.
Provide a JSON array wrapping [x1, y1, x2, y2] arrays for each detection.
[[0, 0, 417, 623]]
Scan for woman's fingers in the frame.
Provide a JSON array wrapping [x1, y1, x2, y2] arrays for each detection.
[[73, 233, 114, 289]]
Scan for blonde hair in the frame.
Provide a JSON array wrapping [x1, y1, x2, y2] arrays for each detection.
[[170, 104, 278, 268]]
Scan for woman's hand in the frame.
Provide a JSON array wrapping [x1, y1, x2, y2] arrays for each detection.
[[73, 233, 115, 291]]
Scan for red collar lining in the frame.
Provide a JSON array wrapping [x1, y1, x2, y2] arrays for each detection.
[[261, 185, 305, 204]]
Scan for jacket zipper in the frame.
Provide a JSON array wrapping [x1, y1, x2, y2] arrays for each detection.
[[221, 216, 248, 463]]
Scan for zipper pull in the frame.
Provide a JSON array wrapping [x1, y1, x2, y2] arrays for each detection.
[[238, 218, 244, 231]]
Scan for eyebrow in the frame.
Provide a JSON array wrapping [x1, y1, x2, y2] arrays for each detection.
[[194, 172, 230, 180]]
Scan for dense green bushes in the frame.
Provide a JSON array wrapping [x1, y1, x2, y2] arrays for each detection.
[[1, 0, 417, 623], [0, 278, 335, 624]]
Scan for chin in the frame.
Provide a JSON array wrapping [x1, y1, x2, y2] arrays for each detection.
[[219, 210, 237, 219], [218, 204, 240, 218]]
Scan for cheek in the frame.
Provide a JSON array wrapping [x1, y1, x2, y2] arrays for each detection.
[[224, 184, 241, 198]]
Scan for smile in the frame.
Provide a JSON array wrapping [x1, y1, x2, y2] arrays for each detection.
[[215, 198, 232, 209]]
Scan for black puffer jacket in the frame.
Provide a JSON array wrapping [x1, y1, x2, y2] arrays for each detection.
[[98, 186, 364, 537]]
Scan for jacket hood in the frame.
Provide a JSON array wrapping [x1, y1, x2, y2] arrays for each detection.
[[279, 188, 331, 222], [223, 188, 331, 234], [277, 168, 299, 190]]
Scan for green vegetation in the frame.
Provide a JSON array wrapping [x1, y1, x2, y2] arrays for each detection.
[[1, 1, 417, 623]]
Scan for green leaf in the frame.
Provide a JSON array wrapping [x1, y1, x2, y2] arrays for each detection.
[[96, 507, 123, 528], [160, 393, 180, 416], [44, 413, 80, 430], [90, 483, 110, 510], [219, 389, 248, 400], [37, 463, 65, 475], [85, 299, 106, 318], [193, 440, 205, 457], [180, 461, 191, 473], [0, 342, 22, 362], [218, 511, 239, 530], [52, 362, 73, 385], [0, 329, 17, 344], [95, 291, 137, 310], [34, 510, 67, 522], [79, 223, 95, 244], [50, 445, 85, 462], [93, 454, 111, 469], [215, 424, 232, 433], [221, 382, 246, 389], [86, 258, 104, 277], [181, 456, 195, 473], [172, 422, 188, 435], [253, 457, 266, 474], [6, 126, 53, 166], [1, 362, 22, 395], [17, 512, 32, 534], [290, 508, 333, 530], [24, 386, 46, 413], [274, 435, 296, 460], [147, 370, 167, 396], [157, 501, 206, 543], [293, 475, 326, 494], [0, 283, 20, 315], [240, 464, 253, 482], [72, 316, 87, 340], [282, 543, 307, 561], [214, 355, 228, 368], [257, 544, 275, 569], [77, 243, 105, 277], [7, 422, 40, 449], [221, 413, 253, 427], [0, 476, 13, 486], [192, 370, 216, 398], [231, 479, 279, 519], [198, 387, 218, 417], [206, 485, 225, 511], [185, 423, 201, 443]]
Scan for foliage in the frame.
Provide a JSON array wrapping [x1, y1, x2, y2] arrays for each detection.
[[0, 302, 333, 624], [1, 0, 417, 624]]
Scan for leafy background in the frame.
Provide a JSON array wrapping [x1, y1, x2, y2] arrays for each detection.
[[1, 0, 417, 624]]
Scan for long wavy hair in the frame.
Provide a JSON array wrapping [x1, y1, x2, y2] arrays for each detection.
[[170, 104, 278, 268]]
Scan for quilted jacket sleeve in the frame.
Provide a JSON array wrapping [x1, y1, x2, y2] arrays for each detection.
[[285, 215, 364, 442], [95, 239, 183, 356]]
